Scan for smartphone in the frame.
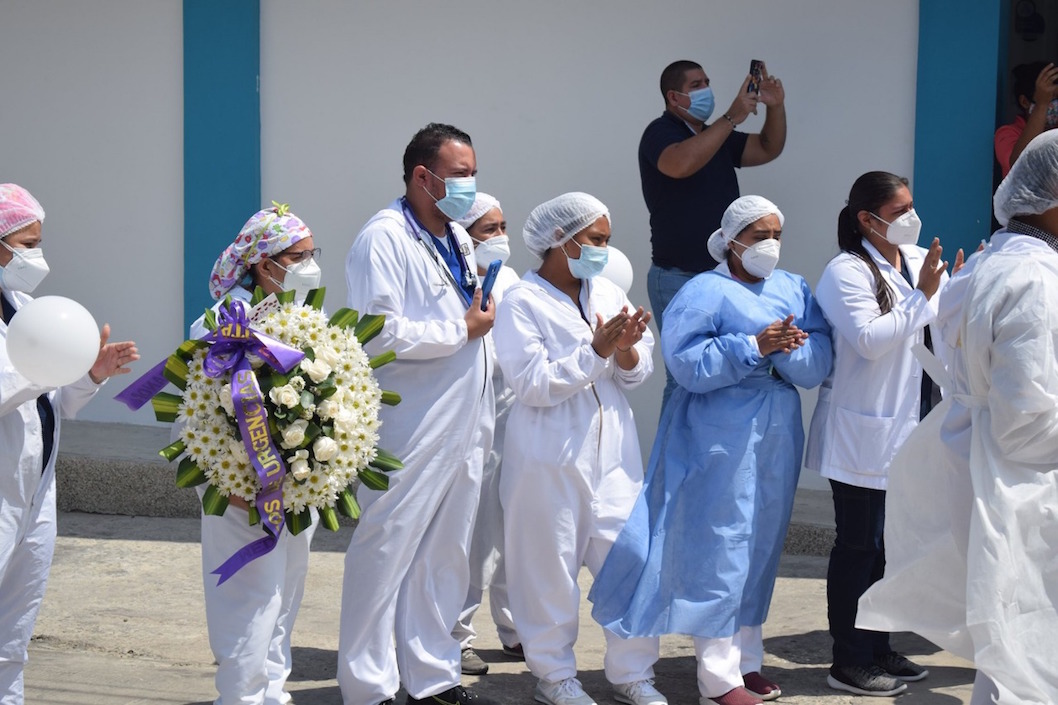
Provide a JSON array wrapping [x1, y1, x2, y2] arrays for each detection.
[[479, 259, 502, 311], [748, 59, 764, 93]]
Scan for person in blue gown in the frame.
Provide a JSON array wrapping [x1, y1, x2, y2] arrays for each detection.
[[590, 196, 832, 705]]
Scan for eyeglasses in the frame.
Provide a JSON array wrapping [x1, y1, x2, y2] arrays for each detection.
[[279, 247, 321, 263]]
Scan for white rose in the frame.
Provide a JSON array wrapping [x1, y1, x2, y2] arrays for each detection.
[[281, 419, 309, 449], [313, 436, 339, 462], [316, 345, 342, 368], [218, 383, 235, 416], [269, 384, 300, 409], [286, 449, 310, 480], [317, 399, 340, 419], [300, 357, 333, 384]]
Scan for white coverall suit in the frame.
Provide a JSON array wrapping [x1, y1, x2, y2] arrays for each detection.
[[0, 290, 100, 705], [453, 265, 521, 650], [493, 272, 658, 686], [340, 199, 492, 704], [189, 286, 318, 705]]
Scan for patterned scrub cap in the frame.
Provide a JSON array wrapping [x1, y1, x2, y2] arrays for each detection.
[[0, 184, 45, 239], [208, 202, 312, 300]]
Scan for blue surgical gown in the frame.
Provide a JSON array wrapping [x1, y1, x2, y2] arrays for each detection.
[[589, 265, 832, 638]]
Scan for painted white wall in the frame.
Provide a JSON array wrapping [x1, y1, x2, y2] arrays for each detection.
[[1, 0, 184, 424], [261, 0, 919, 489]]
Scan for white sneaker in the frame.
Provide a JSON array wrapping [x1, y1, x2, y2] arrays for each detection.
[[613, 680, 668, 705], [535, 677, 598, 705]]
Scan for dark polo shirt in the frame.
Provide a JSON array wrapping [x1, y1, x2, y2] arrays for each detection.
[[639, 110, 748, 272]]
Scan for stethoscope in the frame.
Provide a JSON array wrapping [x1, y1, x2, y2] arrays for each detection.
[[400, 198, 477, 302]]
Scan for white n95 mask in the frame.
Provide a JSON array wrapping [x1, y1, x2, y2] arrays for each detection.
[[732, 238, 781, 279], [0, 241, 50, 293], [271, 257, 322, 302], [473, 235, 511, 267], [871, 209, 922, 246]]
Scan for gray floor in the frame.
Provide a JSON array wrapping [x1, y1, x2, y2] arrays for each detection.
[[25, 512, 975, 705]]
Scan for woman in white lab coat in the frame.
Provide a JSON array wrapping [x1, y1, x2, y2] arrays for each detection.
[[0, 183, 138, 705], [494, 193, 665, 705], [807, 171, 955, 697], [194, 203, 321, 705]]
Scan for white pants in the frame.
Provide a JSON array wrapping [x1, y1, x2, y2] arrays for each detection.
[[504, 472, 658, 685], [693, 625, 764, 698], [200, 500, 316, 705], [452, 448, 518, 650], [337, 450, 481, 704], [0, 470, 55, 705]]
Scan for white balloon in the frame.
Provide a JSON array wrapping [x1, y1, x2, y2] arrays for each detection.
[[600, 245, 634, 294], [6, 296, 100, 387]]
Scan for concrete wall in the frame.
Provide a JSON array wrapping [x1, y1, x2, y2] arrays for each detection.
[[0, 0, 185, 424], [260, 0, 920, 488], [2, 1, 920, 489]]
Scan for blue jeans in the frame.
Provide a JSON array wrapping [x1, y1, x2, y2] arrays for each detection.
[[646, 264, 697, 414], [826, 480, 890, 666]]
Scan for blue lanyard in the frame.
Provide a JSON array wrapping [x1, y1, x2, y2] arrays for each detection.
[[400, 198, 475, 305]]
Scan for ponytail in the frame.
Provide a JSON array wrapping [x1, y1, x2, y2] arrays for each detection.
[[836, 171, 909, 315]]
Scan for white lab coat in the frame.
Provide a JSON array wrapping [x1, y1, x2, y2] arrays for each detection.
[[189, 286, 317, 705], [339, 200, 492, 703], [858, 231, 1058, 704], [494, 271, 658, 685], [454, 264, 520, 649], [806, 239, 945, 489], [0, 289, 99, 705]]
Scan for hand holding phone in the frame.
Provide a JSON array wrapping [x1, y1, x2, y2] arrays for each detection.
[[748, 59, 764, 93], [479, 259, 502, 311]]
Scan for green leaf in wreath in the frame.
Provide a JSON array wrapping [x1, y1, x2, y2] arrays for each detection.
[[163, 354, 189, 391], [369, 350, 397, 369], [251, 285, 267, 306], [248, 505, 260, 526], [303, 287, 326, 311], [286, 507, 313, 535], [358, 467, 390, 491], [203, 307, 217, 333], [299, 390, 315, 409], [158, 439, 186, 462], [369, 447, 404, 473], [354, 313, 385, 345], [152, 392, 183, 424], [300, 422, 322, 448], [276, 289, 297, 305], [336, 486, 361, 519], [202, 485, 229, 516], [174, 338, 207, 361], [315, 377, 338, 399], [319, 506, 340, 531], [328, 307, 359, 330], [175, 457, 207, 488], [380, 390, 402, 406]]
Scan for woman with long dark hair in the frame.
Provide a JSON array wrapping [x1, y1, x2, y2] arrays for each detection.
[[808, 171, 961, 697]]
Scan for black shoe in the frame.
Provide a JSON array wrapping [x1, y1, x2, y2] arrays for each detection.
[[827, 664, 908, 696], [501, 642, 525, 660], [407, 685, 498, 705], [874, 651, 929, 682], [461, 646, 489, 675]]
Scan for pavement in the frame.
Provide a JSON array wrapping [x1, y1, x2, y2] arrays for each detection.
[[26, 511, 977, 705]]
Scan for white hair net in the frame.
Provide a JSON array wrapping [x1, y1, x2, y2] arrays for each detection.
[[523, 192, 610, 259], [707, 195, 784, 262], [994, 131, 1058, 226], [456, 192, 501, 231]]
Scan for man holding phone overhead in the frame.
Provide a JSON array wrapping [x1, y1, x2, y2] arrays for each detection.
[[641, 59, 787, 411]]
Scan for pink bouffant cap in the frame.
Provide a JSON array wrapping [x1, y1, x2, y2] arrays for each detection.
[[0, 184, 45, 239]]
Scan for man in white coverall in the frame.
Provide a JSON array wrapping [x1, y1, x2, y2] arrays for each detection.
[[340, 124, 497, 705], [0, 183, 139, 705], [857, 131, 1058, 705]]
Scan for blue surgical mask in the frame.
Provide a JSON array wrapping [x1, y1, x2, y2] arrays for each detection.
[[677, 87, 715, 122], [564, 239, 609, 280], [425, 170, 476, 221]]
